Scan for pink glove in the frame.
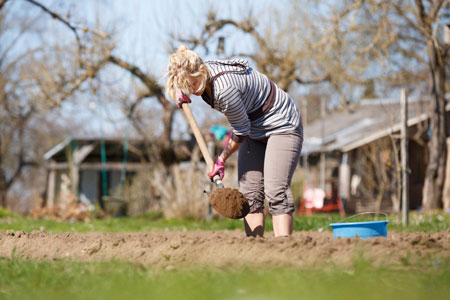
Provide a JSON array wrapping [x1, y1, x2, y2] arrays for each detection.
[[176, 89, 191, 108], [208, 156, 225, 180]]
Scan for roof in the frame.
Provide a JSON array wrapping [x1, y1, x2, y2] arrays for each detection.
[[44, 136, 196, 166], [302, 93, 450, 155], [44, 137, 147, 163]]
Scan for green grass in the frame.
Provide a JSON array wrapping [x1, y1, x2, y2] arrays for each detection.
[[0, 256, 449, 300], [0, 212, 449, 233], [0, 215, 244, 233], [1, 213, 449, 299], [292, 212, 450, 233], [0, 207, 12, 218]]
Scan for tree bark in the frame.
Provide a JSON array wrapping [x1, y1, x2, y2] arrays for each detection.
[[0, 0, 9, 11], [159, 100, 176, 165], [422, 40, 447, 210], [0, 171, 6, 208], [0, 192, 6, 208], [0, 156, 6, 207], [443, 138, 450, 212]]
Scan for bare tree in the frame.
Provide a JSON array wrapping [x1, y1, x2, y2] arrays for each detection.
[[1, 0, 206, 214], [356, 0, 449, 210], [0, 0, 109, 208], [178, 0, 448, 210], [2, 0, 446, 214], [358, 138, 400, 212], [106, 55, 180, 165], [173, 0, 411, 107], [408, 0, 449, 210]]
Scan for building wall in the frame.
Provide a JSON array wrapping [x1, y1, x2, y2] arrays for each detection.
[[80, 170, 99, 205], [108, 170, 123, 196], [302, 135, 427, 214]]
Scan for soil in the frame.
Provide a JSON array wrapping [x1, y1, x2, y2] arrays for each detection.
[[209, 188, 250, 219], [1, 229, 449, 269]]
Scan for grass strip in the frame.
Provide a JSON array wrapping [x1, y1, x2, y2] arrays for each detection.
[[0, 256, 449, 300], [1, 212, 449, 233]]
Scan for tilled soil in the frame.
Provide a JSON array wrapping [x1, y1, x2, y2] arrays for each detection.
[[0, 230, 449, 269]]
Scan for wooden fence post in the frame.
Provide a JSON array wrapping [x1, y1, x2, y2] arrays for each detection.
[[401, 89, 409, 226], [320, 97, 326, 190]]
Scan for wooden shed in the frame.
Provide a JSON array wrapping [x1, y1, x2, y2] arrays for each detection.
[[43, 137, 149, 210], [301, 93, 450, 213]]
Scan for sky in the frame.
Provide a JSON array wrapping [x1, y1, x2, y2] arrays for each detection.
[[19, 0, 287, 139], [108, 0, 285, 71], [7, 0, 437, 140]]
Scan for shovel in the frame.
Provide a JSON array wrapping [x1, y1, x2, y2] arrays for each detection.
[[180, 103, 224, 188], [179, 102, 249, 219]]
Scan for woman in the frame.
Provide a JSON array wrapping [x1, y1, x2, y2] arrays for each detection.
[[166, 45, 303, 237]]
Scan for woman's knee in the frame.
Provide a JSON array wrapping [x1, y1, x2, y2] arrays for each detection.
[[265, 185, 295, 215]]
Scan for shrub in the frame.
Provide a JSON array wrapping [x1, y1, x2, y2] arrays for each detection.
[[0, 207, 11, 218]]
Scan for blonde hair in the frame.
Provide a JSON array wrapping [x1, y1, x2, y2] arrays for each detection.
[[165, 45, 209, 101]]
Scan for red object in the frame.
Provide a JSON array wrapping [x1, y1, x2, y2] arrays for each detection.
[[208, 156, 225, 180], [176, 89, 191, 108], [298, 181, 345, 216]]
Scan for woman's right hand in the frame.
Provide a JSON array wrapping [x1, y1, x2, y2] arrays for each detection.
[[176, 89, 191, 108], [208, 156, 225, 180]]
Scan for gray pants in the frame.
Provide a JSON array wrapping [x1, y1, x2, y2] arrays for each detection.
[[238, 128, 303, 215]]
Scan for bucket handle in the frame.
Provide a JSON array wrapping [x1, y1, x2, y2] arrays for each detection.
[[336, 212, 389, 223]]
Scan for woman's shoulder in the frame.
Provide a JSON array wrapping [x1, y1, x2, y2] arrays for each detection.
[[205, 58, 249, 69], [206, 59, 250, 85]]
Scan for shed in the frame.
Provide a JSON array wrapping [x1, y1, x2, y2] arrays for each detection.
[[301, 93, 450, 212], [44, 137, 150, 210]]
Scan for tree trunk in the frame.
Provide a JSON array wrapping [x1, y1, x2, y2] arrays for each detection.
[[0, 190, 6, 208], [422, 41, 447, 210], [158, 104, 176, 166], [375, 186, 385, 212], [0, 0, 9, 11], [443, 138, 450, 212], [0, 168, 6, 208]]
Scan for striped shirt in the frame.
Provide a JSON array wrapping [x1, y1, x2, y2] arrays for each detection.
[[203, 59, 302, 142]]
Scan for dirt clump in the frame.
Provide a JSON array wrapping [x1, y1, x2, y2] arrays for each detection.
[[209, 188, 250, 219]]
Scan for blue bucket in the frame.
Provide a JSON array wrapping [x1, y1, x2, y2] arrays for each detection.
[[329, 212, 389, 239]]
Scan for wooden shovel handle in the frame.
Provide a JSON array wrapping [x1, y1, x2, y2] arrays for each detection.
[[180, 103, 224, 188]]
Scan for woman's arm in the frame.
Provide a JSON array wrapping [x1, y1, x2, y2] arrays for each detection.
[[209, 137, 241, 180], [219, 138, 241, 162]]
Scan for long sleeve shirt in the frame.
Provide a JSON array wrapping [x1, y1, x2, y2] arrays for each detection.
[[202, 59, 302, 142]]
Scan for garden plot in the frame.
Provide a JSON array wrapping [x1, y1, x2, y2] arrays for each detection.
[[1, 230, 448, 269]]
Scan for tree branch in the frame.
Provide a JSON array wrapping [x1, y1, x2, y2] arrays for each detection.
[[107, 55, 178, 165], [25, 0, 82, 51], [128, 92, 152, 118], [295, 74, 331, 85], [429, 0, 446, 22], [23, 0, 109, 57], [393, 2, 429, 38], [414, 0, 427, 26], [413, 0, 433, 38], [180, 11, 271, 60], [107, 55, 170, 108], [0, 0, 9, 11], [4, 109, 34, 189]]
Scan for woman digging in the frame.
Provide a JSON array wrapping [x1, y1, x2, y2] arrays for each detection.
[[166, 45, 303, 237]]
